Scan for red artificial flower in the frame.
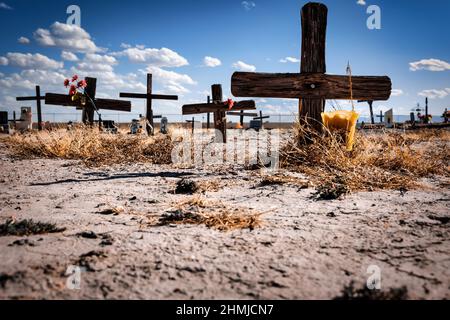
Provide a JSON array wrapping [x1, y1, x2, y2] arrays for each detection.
[[69, 84, 77, 96], [64, 79, 70, 87], [72, 75, 79, 82], [225, 99, 235, 110], [77, 80, 87, 88]]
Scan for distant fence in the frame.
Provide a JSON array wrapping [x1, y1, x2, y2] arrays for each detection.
[[35, 113, 446, 124]]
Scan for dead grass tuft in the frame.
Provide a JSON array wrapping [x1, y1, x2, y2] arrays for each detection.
[[5, 127, 174, 167], [0, 219, 66, 237], [280, 122, 449, 192], [156, 196, 264, 232]]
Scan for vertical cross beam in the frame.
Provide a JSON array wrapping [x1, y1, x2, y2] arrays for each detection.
[[299, 3, 328, 130], [207, 96, 211, 129], [35, 86, 43, 131], [212, 84, 226, 142], [146, 74, 154, 131], [82, 77, 97, 124]]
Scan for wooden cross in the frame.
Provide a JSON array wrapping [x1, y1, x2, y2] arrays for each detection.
[[16, 85, 45, 131], [120, 73, 178, 135], [376, 110, 384, 123], [182, 84, 256, 143], [231, 2, 392, 132], [358, 100, 375, 124], [45, 77, 132, 124], [227, 110, 258, 127]]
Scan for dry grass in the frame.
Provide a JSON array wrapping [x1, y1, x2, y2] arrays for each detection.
[[280, 123, 450, 192], [155, 196, 264, 232], [5, 127, 174, 166], [259, 174, 310, 188]]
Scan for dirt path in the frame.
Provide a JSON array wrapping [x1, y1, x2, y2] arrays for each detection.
[[0, 148, 449, 299]]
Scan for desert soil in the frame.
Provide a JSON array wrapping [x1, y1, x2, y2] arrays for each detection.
[[0, 132, 449, 300]]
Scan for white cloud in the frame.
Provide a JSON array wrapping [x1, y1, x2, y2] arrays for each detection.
[[61, 50, 79, 62], [203, 56, 222, 68], [0, 2, 12, 10], [0, 53, 63, 70], [18, 37, 30, 44], [418, 88, 450, 99], [357, 0, 366, 6], [114, 46, 188, 67], [143, 66, 197, 95], [242, 1, 256, 11], [120, 43, 132, 49], [279, 57, 300, 63], [391, 89, 404, 97], [409, 58, 450, 72], [72, 53, 118, 73], [232, 60, 256, 72], [34, 22, 100, 53]]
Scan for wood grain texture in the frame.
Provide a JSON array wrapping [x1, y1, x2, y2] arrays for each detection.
[[182, 100, 256, 115], [231, 72, 392, 101], [45, 94, 132, 112]]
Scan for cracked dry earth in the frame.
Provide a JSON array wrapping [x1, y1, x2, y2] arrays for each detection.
[[0, 148, 449, 300]]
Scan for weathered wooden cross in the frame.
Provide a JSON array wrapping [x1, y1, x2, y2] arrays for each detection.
[[45, 77, 132, 124], [120, 73, 178, 135], [16, 86, 45, 131], [227, 110, 258, 127], [185, 117, 197, 135], [376, 110, 384, 123], [182, 84, 256, 143], [231, 2, 391, 132], [253, 111, 270, 125]]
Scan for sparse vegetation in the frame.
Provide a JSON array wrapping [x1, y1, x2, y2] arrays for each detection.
[[0, 219, 66, 237], [5, 127, 174, 167], [280, 123, 450, 192]]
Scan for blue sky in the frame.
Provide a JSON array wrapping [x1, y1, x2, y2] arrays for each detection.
[[0, 0, 449, 123]]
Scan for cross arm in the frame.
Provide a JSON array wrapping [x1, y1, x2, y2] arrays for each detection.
[[119, 93, 178, 101], [45, 93, 132, 112], [16, 96, 45, 101], [227, 112, 258, 117], [231, 72, 392, 101], [182, 100, 256, 115]]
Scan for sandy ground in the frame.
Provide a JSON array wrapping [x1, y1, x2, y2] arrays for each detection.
[[0, 131, 449, 300]]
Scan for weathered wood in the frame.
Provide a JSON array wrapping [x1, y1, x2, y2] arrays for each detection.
[[183, 100, 256, 115], [231, 72, 392, 101], [212, 84, 226, 143], [227, 111, 258, 117], [206, 96, 211, 129], [359, 100, 375, 124], [45, 94, 132, 112], [119, 93, 178, 100]]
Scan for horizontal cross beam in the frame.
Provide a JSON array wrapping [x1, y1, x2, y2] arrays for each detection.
[[227, 112, 258, 117], [119, 93, 178, 101], [45, 93, 132, 112], [16, 96, 45, 101], [183, 100, 256, 115], [231, 72, 392, 101]]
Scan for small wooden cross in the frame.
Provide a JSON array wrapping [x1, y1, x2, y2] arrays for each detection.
[[16, 86, 45, 130], [185, 117, 197, 135], [182, 84, 256, 143], [227, 110, 258, 127], [45, 77, 132, 125], [120, 73, 178, 135], [231, 2, 392, 132]]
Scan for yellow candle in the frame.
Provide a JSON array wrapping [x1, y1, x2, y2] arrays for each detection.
[[321, 110, 359, 151]]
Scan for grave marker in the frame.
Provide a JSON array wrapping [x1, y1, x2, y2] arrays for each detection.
[[16, 86, 45, 130], [120, 73, 178, 135], [231, 2, 391, 133], [182, 84, 256, 143]]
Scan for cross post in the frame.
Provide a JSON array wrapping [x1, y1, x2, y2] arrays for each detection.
[[227, 110, 258, 127]]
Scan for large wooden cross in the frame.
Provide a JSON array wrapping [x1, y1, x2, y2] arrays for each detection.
[[182, 84, 256, 143], [231, 2, 392, 131], [16, 86, 45, 131], [120, 73, 178, 135], [45, 77, 132, 124]]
